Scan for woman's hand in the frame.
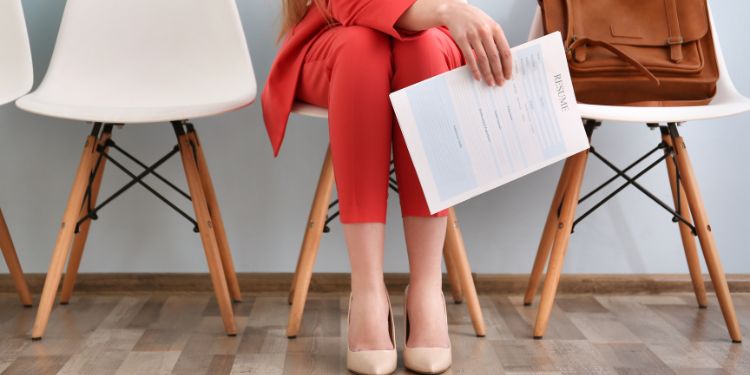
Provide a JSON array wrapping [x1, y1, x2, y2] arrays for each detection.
[[440, 2, 512, 86], [397, 0, 513, 86]]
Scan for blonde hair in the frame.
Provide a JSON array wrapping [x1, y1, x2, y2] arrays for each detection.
[[280, 0, 330, 40]]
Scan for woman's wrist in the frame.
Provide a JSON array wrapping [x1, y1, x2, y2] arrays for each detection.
[[435, 0, 459, 26], [399, 0, 466, 31]]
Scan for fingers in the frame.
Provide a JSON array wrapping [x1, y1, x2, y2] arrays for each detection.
[[457, 38, 481, 82], [493, 26, 513, 80], [481, 25, 505, 85], [469, 31, 494, 86]]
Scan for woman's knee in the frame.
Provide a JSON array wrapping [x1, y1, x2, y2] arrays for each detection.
[[391, 28, 462, 89], [332, 26, 392, 72]]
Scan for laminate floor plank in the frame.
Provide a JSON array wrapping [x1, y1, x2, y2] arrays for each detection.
[[567, 312, 642, 343], [0, 355, 68, 375], [56, 328, 144, 375], [593, 342, 672, 373], [230, 353, 285, 375], [509, 296, 587, 340], [113, 351, 181, 375], [492, 340, 556, 373]]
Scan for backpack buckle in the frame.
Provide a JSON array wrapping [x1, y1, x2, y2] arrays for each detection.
[[667, 36, 684, 45]]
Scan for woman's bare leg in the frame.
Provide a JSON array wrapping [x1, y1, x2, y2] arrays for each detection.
[[404, 216, 451, 348], [345, 223, 393, 351], [294, 26, 396, 352]]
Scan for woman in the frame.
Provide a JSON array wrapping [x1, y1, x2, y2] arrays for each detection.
[[262, 0, 512, 373]]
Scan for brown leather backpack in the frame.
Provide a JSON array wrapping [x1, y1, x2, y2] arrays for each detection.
[[539, 0, 719, 106]]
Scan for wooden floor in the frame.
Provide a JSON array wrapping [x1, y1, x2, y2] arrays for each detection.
[[0, 292, 748, 374]]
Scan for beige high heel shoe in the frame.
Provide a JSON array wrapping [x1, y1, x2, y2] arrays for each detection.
[[403, 285, 452, 374], [346, 292, 397, 375]]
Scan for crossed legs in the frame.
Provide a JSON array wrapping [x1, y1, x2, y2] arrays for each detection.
[[294, 26, 462, 350]]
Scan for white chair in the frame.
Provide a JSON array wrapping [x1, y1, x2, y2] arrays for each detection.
[[0, 0, 34, 308], [16, 0, 256, 340], [285, 102, 487, 338], [523, 3, 747, 343]]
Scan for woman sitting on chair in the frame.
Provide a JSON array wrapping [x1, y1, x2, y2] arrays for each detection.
[[262, 0, 512, 373]]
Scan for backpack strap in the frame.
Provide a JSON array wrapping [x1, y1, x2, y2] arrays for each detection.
[[568, 37, 661, 85], [664, 0, 684, 63]]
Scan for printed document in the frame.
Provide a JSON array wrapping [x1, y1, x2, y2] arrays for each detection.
[[389, 32, 590, 214]]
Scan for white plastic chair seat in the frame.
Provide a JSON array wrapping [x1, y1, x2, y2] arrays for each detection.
[[0, 0, 33, 106], [528, 3, 750, 124], [15, 0, 256, 124], [16, 94, 254, 124], [292, 101, 328, 119], [578, 94, 750, 124]]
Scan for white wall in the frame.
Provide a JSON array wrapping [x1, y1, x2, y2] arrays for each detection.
[[1, 0, 748, 275]]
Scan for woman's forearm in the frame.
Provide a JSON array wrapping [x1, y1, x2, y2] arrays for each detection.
[[396, 0, 465, 32]]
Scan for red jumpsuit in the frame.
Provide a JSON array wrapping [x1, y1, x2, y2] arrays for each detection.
[[262, 0, 464, 223]]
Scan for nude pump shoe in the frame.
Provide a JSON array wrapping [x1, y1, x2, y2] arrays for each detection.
[[403, 286, 452, 374], [346, 292, 397, 375]]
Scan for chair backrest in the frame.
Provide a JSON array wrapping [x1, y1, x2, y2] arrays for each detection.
[[0, 0, 33, 106], [527, 0, 741, 103], [31, 0, 256, 108]]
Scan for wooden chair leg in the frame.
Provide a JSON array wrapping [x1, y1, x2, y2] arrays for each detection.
[[533, 151, 588, 339], [524, 158, 574, 306], [288, 244, 304, 305], [0, 208, 33, 307], [669, 126, 742, 343], [661, 131, 708, 308], [175, 125, 237, 336], [31, 129, 100, 340], [443, 240, 464, 304], [187, 127, 242, 302], [287, 146, 335, 338], [59, 127, 112, 305], [444, 208, 486, 337]]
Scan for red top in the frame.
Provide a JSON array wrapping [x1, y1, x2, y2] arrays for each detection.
[[261, 0, 422, 156]]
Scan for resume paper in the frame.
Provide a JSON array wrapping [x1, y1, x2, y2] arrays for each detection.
[[389, 32, 590, 214]]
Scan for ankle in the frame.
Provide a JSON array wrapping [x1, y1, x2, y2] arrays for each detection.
[[407, 280, 443, 295], [351, 277, 387, 296], [404, 284, 450, 349]]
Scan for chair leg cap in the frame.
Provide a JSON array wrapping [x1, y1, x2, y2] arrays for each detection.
[[698, 305, 708, 309], [227, 333, 237, 337], [60, 302, 69, 306], [454, 300, 463, 305], [23, 304, 32, 308], [533, 336, 543, 340], [31, 337, 42, 341], [732, 340, 742, 344], [523, 302, 532, 306]]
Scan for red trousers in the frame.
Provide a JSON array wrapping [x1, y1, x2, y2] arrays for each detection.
[[296, 27, 464, 223]]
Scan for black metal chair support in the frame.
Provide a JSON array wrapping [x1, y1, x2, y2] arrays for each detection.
[[75, 122, 201, 233], [568, 121, 697, 234]]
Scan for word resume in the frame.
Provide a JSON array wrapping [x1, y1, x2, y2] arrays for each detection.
[[390, 32, 590, 214]]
